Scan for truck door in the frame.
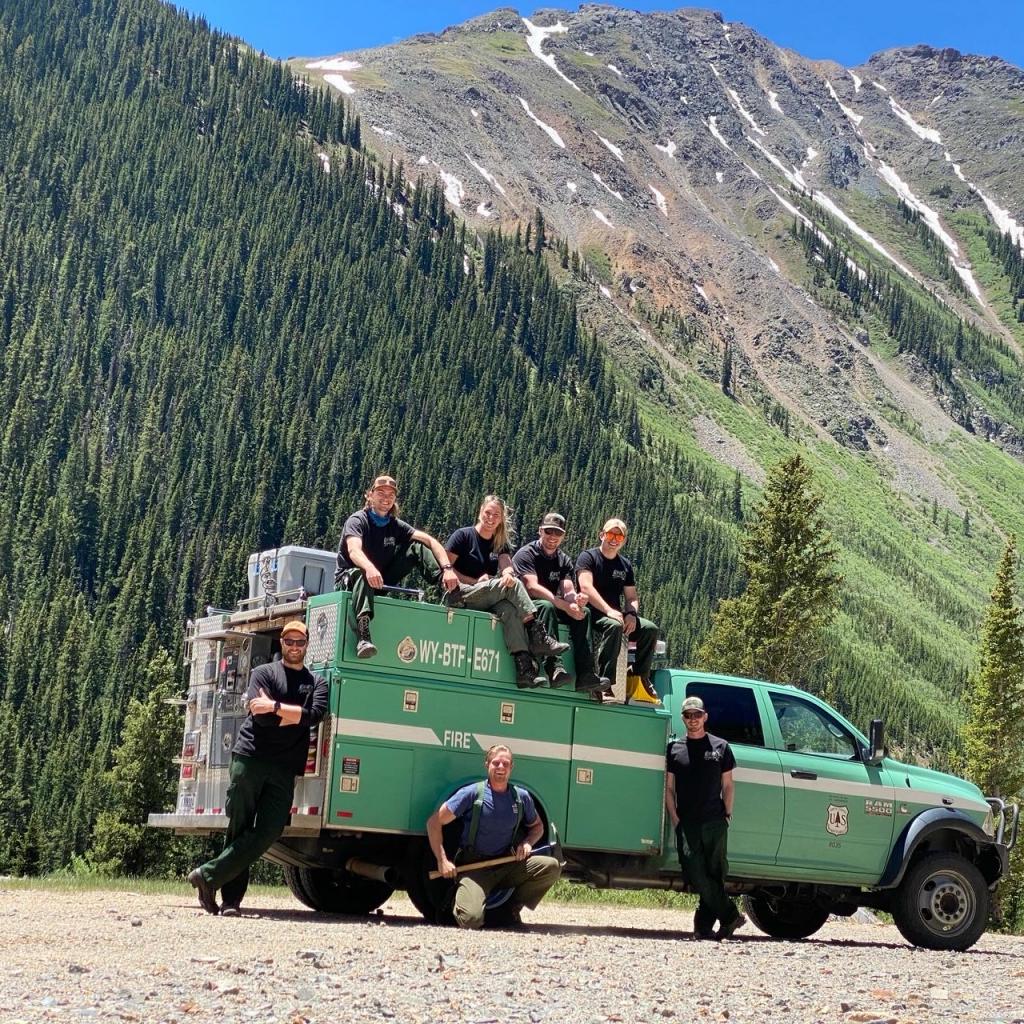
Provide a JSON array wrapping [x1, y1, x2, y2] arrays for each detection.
[[566, 707, 667, 853], [768, 692, 896, 882], [683, 682, 784, 869]]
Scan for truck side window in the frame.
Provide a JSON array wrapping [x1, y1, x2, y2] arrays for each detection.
[[687, 683, 764, 747], [769, 694, 856, 759]]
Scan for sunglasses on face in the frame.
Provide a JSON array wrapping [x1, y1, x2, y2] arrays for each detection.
[[541, 528, 563, 536], [683, 711, 704, 720], [489, 759, 512, 768], [605, 530, 626, 541], [282, 637, 307, 647]]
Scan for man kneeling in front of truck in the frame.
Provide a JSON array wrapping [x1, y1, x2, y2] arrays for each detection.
[[426, 744, 561, 929], [188, 620, 328, 916]]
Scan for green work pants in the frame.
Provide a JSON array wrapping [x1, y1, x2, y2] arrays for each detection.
[[532, 600, 595, 674], [339, 542, 440, 620], [456, 578, 536, 654], [199, 754, 296, 908], [676, 817, 740, 934], [453, 854, 562, 930], [591, 614, 659, 685]]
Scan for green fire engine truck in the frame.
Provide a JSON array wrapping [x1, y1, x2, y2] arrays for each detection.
[[149, 545, 1018, 951]]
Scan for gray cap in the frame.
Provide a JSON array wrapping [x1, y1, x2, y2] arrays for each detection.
[[681, 696, 706, 713], [539, 512, 566, 533]]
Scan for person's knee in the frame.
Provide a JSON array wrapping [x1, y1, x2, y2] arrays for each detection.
[[453, 903, 485, 930]]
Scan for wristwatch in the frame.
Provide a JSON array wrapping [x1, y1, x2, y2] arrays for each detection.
[[273, 700, 281, 714], [440, 564, 453, 571]]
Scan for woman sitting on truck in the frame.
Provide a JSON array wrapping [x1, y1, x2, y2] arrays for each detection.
[[445, 495, 568, 690]]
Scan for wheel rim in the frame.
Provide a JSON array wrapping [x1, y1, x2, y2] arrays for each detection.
[[917, 868, 975, 935]]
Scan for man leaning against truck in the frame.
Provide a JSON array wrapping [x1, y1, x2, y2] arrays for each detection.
[[188, 620, 328, 915], [426, 744, 562, 929], [335, 474, 459, 658], [665, 696, 746, 940]]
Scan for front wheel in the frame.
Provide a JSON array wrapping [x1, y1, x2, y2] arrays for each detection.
[[891, 852, 989, 951], [743, 894, 830, 940], [283, 865, 393, 915]]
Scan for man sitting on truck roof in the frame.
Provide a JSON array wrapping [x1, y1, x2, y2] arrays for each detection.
[[427, 743, 562, 929], [335, 474, 459, 658], [512, 511, 612, 696], [575, 518, 661, 703], [188, 619, 328, 916]]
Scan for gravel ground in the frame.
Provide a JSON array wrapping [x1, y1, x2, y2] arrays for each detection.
[[2, 888, 1023, 1024]]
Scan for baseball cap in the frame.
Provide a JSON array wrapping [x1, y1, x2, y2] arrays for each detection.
[[539, 512, 566, 533], [371, 475, 398, 491], [681, 696, 705, 713], [281, 620, 308, 638]]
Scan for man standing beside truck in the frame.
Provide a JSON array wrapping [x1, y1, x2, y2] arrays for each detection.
[[427, 743, 562, 929], [665, 696, 746, 940], [575, 517, 660, 702], [512, 511, 611, 695], [188, 620, 328, 915], [335, 474, 459, 658]]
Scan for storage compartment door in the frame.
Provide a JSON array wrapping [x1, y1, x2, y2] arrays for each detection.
[[328, 741, 415, 831], [565, 707, 667, 853]]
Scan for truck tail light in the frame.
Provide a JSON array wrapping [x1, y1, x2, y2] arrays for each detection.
[[181, 764, 194, 780]]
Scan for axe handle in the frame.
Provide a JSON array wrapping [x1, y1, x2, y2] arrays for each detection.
[[427, 843, 551, 880]]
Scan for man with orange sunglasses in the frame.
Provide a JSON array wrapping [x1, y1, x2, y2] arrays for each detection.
[[575, 518, 660, 702]]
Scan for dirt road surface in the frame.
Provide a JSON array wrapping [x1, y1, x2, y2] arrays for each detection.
[[2, 888, 1022, 1023]]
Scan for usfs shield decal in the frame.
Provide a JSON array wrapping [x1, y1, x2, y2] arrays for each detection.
[[826, 804, 849, 836]]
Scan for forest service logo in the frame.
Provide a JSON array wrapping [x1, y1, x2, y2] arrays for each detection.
[[826, 804, 849, 836], [397, 636, 417, 663]]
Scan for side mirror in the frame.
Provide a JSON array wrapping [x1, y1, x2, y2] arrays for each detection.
[[864, 719, 885, 766]]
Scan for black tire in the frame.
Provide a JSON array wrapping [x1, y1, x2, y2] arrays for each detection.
[[743, 894, 830, 940], [892, 852, 989, 951], [403, 837, 457, 924], [283, 864, 393, 915]]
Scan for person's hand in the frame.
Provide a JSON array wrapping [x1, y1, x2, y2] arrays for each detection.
[[565, 602, 586, 621], [365, 566, 384, 590], [607, 609, 625, 627], [477, 574, 490, 583], [437, 855, 457, 879], [514, 841, 532, 862], [441, 567, 458, 592], [574, 592, 589, 609], [623, 611, 638, 637], [499, 570, 517, 590], [249, 688, 276, 715]]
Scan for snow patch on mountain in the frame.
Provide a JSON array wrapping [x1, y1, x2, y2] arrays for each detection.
[[434, 166, 464, 208], [811, 190, 915, 279], [826, 80, 863, 126], [317, 152, 330, 173], [593, 171, 624, 201], [608, 64, 622, 77], [875, 162, 981, 298], [593, 209, 614, 228], [306, 58, 362, 71], [888, 97, 942, 144], [566, 180, 578, 193], [649, 184, 668, 217], [517, 97, 565, 148], [848, 70, 862, 93], [727, 88, 765, 135], [766, 89, 783, 114], [476, 202, 493, 219], [522, 18, 580, 92], [465, 154, 507, 196], [324, 74, 356, 96], [594, 132, 625, 162], [748, 136, 807, 191], [655, 140, 677, 158], [977, 192, 1024, 251], [715, 171, 724, 183]]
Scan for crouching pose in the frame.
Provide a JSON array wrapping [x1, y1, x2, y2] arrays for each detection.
[[427, 744, 562, 929], [335, 474, 458, 658], [445, 495, 568, 689]]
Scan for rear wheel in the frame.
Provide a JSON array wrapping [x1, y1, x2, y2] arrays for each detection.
[[743, 894, 830, 940], [283, 865, 393, 915], [892, 852, 989, 951]]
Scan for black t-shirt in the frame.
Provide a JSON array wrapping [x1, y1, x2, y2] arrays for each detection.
[[575, 547, 636, 610], [446, 526, 507, 581], [666, 733, 736, 824], [234, 662, 329, 775], [512, 540, 573, 597], [337, 509, 416, 574]]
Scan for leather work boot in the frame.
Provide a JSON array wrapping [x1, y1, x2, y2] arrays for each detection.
[[576, 671, 611, 693], [355, 614, 378, 659], [514, 652, 547, 689], [187, 868, 220, 915], [545, 657, 574, 688], [526, 619, 569, 658]]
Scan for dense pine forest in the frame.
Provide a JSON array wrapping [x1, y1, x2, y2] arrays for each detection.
[[0, 0, 746, 872]]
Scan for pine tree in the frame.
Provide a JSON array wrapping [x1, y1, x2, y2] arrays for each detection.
[[697, 452, 842, 685]]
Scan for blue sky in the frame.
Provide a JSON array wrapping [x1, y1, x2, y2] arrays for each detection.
[[177, 1, 1023, 68]]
